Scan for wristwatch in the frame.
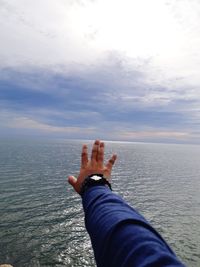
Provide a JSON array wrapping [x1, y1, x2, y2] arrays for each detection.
[[80, 174, 112, 196]]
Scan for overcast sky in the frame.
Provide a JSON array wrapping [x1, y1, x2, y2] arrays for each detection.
[[1, 0, 200, 143]]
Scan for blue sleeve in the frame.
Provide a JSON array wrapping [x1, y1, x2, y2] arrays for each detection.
[[82, 186, 186, 267]]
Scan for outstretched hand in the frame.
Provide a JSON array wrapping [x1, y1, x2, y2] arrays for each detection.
[[68, 140, 117, 194]]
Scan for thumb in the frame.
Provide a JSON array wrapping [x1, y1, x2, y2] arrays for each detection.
[[68, 176, 77, 187]]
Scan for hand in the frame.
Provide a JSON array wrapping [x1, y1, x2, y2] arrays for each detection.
[[68, 140, 117, 194]]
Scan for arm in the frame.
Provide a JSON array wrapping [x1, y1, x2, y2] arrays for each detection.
[[83, 186, 185, 267], [68, 140, 185, 267]]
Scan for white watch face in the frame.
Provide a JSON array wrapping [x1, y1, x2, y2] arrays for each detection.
[[91, 175, 102, 181]]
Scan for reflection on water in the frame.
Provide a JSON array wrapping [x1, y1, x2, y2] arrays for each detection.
[[0, 139, 200, 266]]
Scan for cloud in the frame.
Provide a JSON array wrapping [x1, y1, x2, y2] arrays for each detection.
[[6, 116, 96, 135], [118, 130, 189, 139], [0, 59, 199, 143], [1, 0, 200, 143], [1, 0, 200, 85], [0, 0, 100, 68], [1, 110, 195, 143]]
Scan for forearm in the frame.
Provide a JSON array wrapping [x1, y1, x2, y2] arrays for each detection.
[[82, 186, 185, 267]]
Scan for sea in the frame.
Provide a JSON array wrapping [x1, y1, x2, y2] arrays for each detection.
[[0, 139, 200, 267]]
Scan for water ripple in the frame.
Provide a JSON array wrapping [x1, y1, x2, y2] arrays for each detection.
[[0, 140, 200, 266]]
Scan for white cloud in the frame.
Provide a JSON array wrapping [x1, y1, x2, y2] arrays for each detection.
[[117, 130, 190, 140], [1, 0, 200, 142], [1, 0, 200, 86], [0, 111, 97, 136], [0, 0, 100, 67], [1, 110, 196, 143]]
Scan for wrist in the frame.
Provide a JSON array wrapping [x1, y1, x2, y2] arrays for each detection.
[[80, 174, 112, 196]]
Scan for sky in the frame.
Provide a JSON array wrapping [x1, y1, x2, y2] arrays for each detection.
[[0, 0, 200, 143]]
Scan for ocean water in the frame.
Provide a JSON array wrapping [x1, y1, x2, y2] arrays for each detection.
[[0, 139, 200, 267]]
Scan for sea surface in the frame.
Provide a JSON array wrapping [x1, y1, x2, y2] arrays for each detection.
[[0, 139, 200, 267]]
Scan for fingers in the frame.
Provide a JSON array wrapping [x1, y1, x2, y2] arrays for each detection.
[[106, 154, 117, 170], [81, 144, 88, 168], [68, 176, 77, 187], [97, 141, 104, 166], [91, 140, 100, 164], [68, 141, 117, 195]]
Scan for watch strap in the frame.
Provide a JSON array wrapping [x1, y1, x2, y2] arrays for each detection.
[[80, 174, 112, 196]]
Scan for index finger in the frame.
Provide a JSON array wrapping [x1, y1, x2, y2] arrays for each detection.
[[106, 154, 117, 171]]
